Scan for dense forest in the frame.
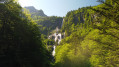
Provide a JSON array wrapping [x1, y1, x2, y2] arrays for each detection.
[[55, 0, 119, 67], [0, 0, 53, 67], [0, 0, 119, 67]]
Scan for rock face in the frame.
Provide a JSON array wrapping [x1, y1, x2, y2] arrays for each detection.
[[24, 6, 37, 13], [24, 6, 47, 17]]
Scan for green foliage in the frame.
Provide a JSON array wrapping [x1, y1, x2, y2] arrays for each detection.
[[36, 16, 63, 35], [55, 0, 119, 67], [61, 7, 94, 36], [0, 1, 52, 67], [1, 0, 119, 67], [55, 28, 92, 67]]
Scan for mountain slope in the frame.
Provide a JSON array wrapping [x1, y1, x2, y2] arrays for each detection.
[[24, 6, 47, 17], [37, 16, 63, 35], [23, 6, 63, 36], [55, 0, 119, 67]]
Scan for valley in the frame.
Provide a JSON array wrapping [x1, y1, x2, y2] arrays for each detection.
[[0, 0, 119, 67]]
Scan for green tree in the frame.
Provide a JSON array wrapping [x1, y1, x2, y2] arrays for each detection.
[[0, 1, 52, 67]]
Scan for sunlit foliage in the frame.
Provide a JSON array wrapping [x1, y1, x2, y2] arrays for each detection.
[[55, 0, 119, 67]]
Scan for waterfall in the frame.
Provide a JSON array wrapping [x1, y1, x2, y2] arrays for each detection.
[[52, 45, 56, 56], [57, 33, 62, 44], [61, 18, 64, 28], [49, 24, 65, 56]]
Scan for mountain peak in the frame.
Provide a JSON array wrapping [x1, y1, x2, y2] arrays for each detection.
[[24, 6, 36, 9], [24, 6, 37, 13], [24, 6, 47, 17]]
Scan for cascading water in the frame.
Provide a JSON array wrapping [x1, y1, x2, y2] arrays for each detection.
[[61, 18, 64, 28], [49, 19, 65, 56], [52, 45, 56, 56]]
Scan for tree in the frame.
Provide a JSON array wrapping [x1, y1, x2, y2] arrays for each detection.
[[0, 1, 52, 67]]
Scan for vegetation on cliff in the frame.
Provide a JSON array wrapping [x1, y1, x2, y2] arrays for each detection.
[[55, 0, 119, 67]]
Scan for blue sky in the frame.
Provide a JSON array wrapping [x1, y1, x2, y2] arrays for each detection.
[[18, 0, 100, 17]]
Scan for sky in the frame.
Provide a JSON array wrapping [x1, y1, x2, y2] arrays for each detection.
[[18, 0, 100, 17]]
